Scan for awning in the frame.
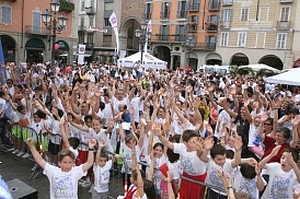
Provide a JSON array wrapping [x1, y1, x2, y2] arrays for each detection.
[[205, 53, 222, 61], [25, 38, 45, 49], [55, 40, 70, 51], [293, 58, 300, 68]]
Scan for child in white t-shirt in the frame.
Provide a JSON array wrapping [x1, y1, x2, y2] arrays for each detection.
[[26, 137, 96, 199], [259, 146, 300, 199], [92, 140, 113, 199]]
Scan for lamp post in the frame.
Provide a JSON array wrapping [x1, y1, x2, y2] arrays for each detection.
[[185, 34, 195, 68], [42, 0, 68, 66], [135, 22, 151, 70]]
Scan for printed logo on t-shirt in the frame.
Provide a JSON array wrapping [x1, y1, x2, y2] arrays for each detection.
[[270, 175, 290, 199], [53, 175, 75, 198]]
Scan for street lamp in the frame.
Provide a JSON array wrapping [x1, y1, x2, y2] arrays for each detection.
[[135, 22, 151, 70], [42, 0, 68, 66], [185, 34, 195, 67]]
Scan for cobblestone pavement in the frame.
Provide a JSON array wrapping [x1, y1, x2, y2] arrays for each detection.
[[0, 147, 124, 199]]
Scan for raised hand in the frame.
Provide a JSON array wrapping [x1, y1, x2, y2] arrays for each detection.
[[89, 139, 97, 148], [234, 136, 243, 151], [98, 140, 105, 149], [260, 113, 269, 122], [271, 145, 281, 157], [291, 115, 300, 127], [26, 138, 34, 146], [203, 137, 214, 151]]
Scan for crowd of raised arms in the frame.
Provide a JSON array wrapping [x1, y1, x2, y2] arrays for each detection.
[[0, 61, 300, 199]]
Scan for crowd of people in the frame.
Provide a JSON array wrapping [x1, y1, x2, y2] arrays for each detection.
[[0, 61, 300, 199]]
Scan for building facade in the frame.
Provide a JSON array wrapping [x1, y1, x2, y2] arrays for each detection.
[[0, 0, 77, 65], [216, 0, 297, 70]]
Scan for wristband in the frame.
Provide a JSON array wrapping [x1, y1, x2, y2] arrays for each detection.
[[89, 148, 94, 151]]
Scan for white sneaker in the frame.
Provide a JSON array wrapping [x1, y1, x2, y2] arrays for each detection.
[[16, 151, 25, 157], [12, 149, 19, 154], [31, 164, 38, 171], [88, 185, 94, 193], [7, 147, 15, 152], [80, 180, 91, 188], [22, 153, 30, 158]]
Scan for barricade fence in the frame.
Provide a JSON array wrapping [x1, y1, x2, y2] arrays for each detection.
[[1, 126, 226, 199]]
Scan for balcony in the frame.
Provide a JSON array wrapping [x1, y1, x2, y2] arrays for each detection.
[[84, 42, 94, 49], [194, 42, 216, 51], [189, 3, 200, 11], [152, 34, 186, 43], [220, 21, 231, 29], [177, 10, 187, 18], [85, 7, 96, 15], [25, 25, 48, 36], [187, 23, 198, 32], [59, 0, 75, 13], [277, 21, 290, 30], [279, 0, 293, 3], [208, 0, 220, 11], [222, 0, 233, 6], [160, 11, 170, 19], [78, 25, 87, 31], [205, 22, 218, 32]]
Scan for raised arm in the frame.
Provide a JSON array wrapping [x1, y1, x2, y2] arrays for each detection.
[[259, 145, 281, 169], [154, 123, 174, 150], [82, 139, 96, 172], [290, 115, 300, 148], [26, 138, 46, 169], [231, 136, 243, 168]]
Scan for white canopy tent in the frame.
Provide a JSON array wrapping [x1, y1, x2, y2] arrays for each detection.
[[264, 68, 300, 86], [118, 52, 167, 70], [239, 64, 280, 72]]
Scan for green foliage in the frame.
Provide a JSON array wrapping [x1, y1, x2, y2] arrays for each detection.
[[256, 69, 278, 77], [59, 0, 75, 13]]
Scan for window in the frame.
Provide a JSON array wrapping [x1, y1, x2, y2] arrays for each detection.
[[78, 32, 85, 44], [1, 6, 12, 24], [81, 0, 85, 11], [161, 2, 171, 19], [220, 32, 229, 47], [80, 17, 84, 26], [177, 1, 187, 18], [276, 33, 287, 49], [160, 25, 169, 41], [32, 12, 41, 34], [189, 15, 198, 31], [237, 32, 247, 47], [87, 33, 94, 44], [104, 17, 110, 26], [280, 7, 290, 22], [89, 15, 94, 27], [144, 3, 152, 19], [176, 25, 185, 41], [240, 8, 249, 21], [222, 9, 232, 22], [90, 0, 95, 7]]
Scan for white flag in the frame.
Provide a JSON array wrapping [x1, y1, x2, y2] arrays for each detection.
[[77, 44, 86, 65], [144, 20, 152, 53], [109, 12, 120, 55]]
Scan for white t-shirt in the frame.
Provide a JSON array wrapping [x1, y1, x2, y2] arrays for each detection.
[[232, 168, 265, 199], [205, 158, 235, 196], [93, 160, 112, 193], [43, 163, 84, 199], [168, 160, 182, 180], [121, 143, 141, 174], [128, 97, 141, 123], [214, 105, 231, 139], [89, 128, 113, 153], [261, 162, 298, 199], [173, 143, 206, 176]]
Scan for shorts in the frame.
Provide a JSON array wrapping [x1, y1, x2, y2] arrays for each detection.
[[11, 125, 22, 138], [48, 141, 60, 155], [76, 150, 88, 166], [92, 189, 108, 199]]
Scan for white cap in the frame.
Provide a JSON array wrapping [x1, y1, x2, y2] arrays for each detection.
[[295, 94, 300, 103]]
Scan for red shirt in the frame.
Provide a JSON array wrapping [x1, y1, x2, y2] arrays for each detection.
[[262, 136, 289, 163]]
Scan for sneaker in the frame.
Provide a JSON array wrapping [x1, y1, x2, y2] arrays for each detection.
[[31, 164, 38, 171], [88, 185, 94, 193], [80, 180, 91, 188], [22, 153, 30, 159], [12, 149, 19, 154], [7, 147, 15, 152], [16, 151, 25, 157]]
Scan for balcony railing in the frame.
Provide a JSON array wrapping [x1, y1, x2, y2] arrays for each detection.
[[84, 42, 94, 49], [25, 25, 48, 36], [177, 10, 187, 18], [78, 25, 87, 31], [160, 11, 170, 19], [222, 0, 233, 6], [152, 34, 187, 43], [279, 0, 293, 3], [59, 0, 75, 13], [187, 23, 198, 32], [194, 42, 216, 50], [205, 22, 218, 32], [86, 7, 96, 15], [220, 21, 231, 29], [276, 21, 290, 30], [189, 2, 200, 11], [208, 0, 220, 10]]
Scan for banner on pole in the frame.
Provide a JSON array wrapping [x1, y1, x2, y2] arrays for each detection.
[[109, 12, 120, 55]]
